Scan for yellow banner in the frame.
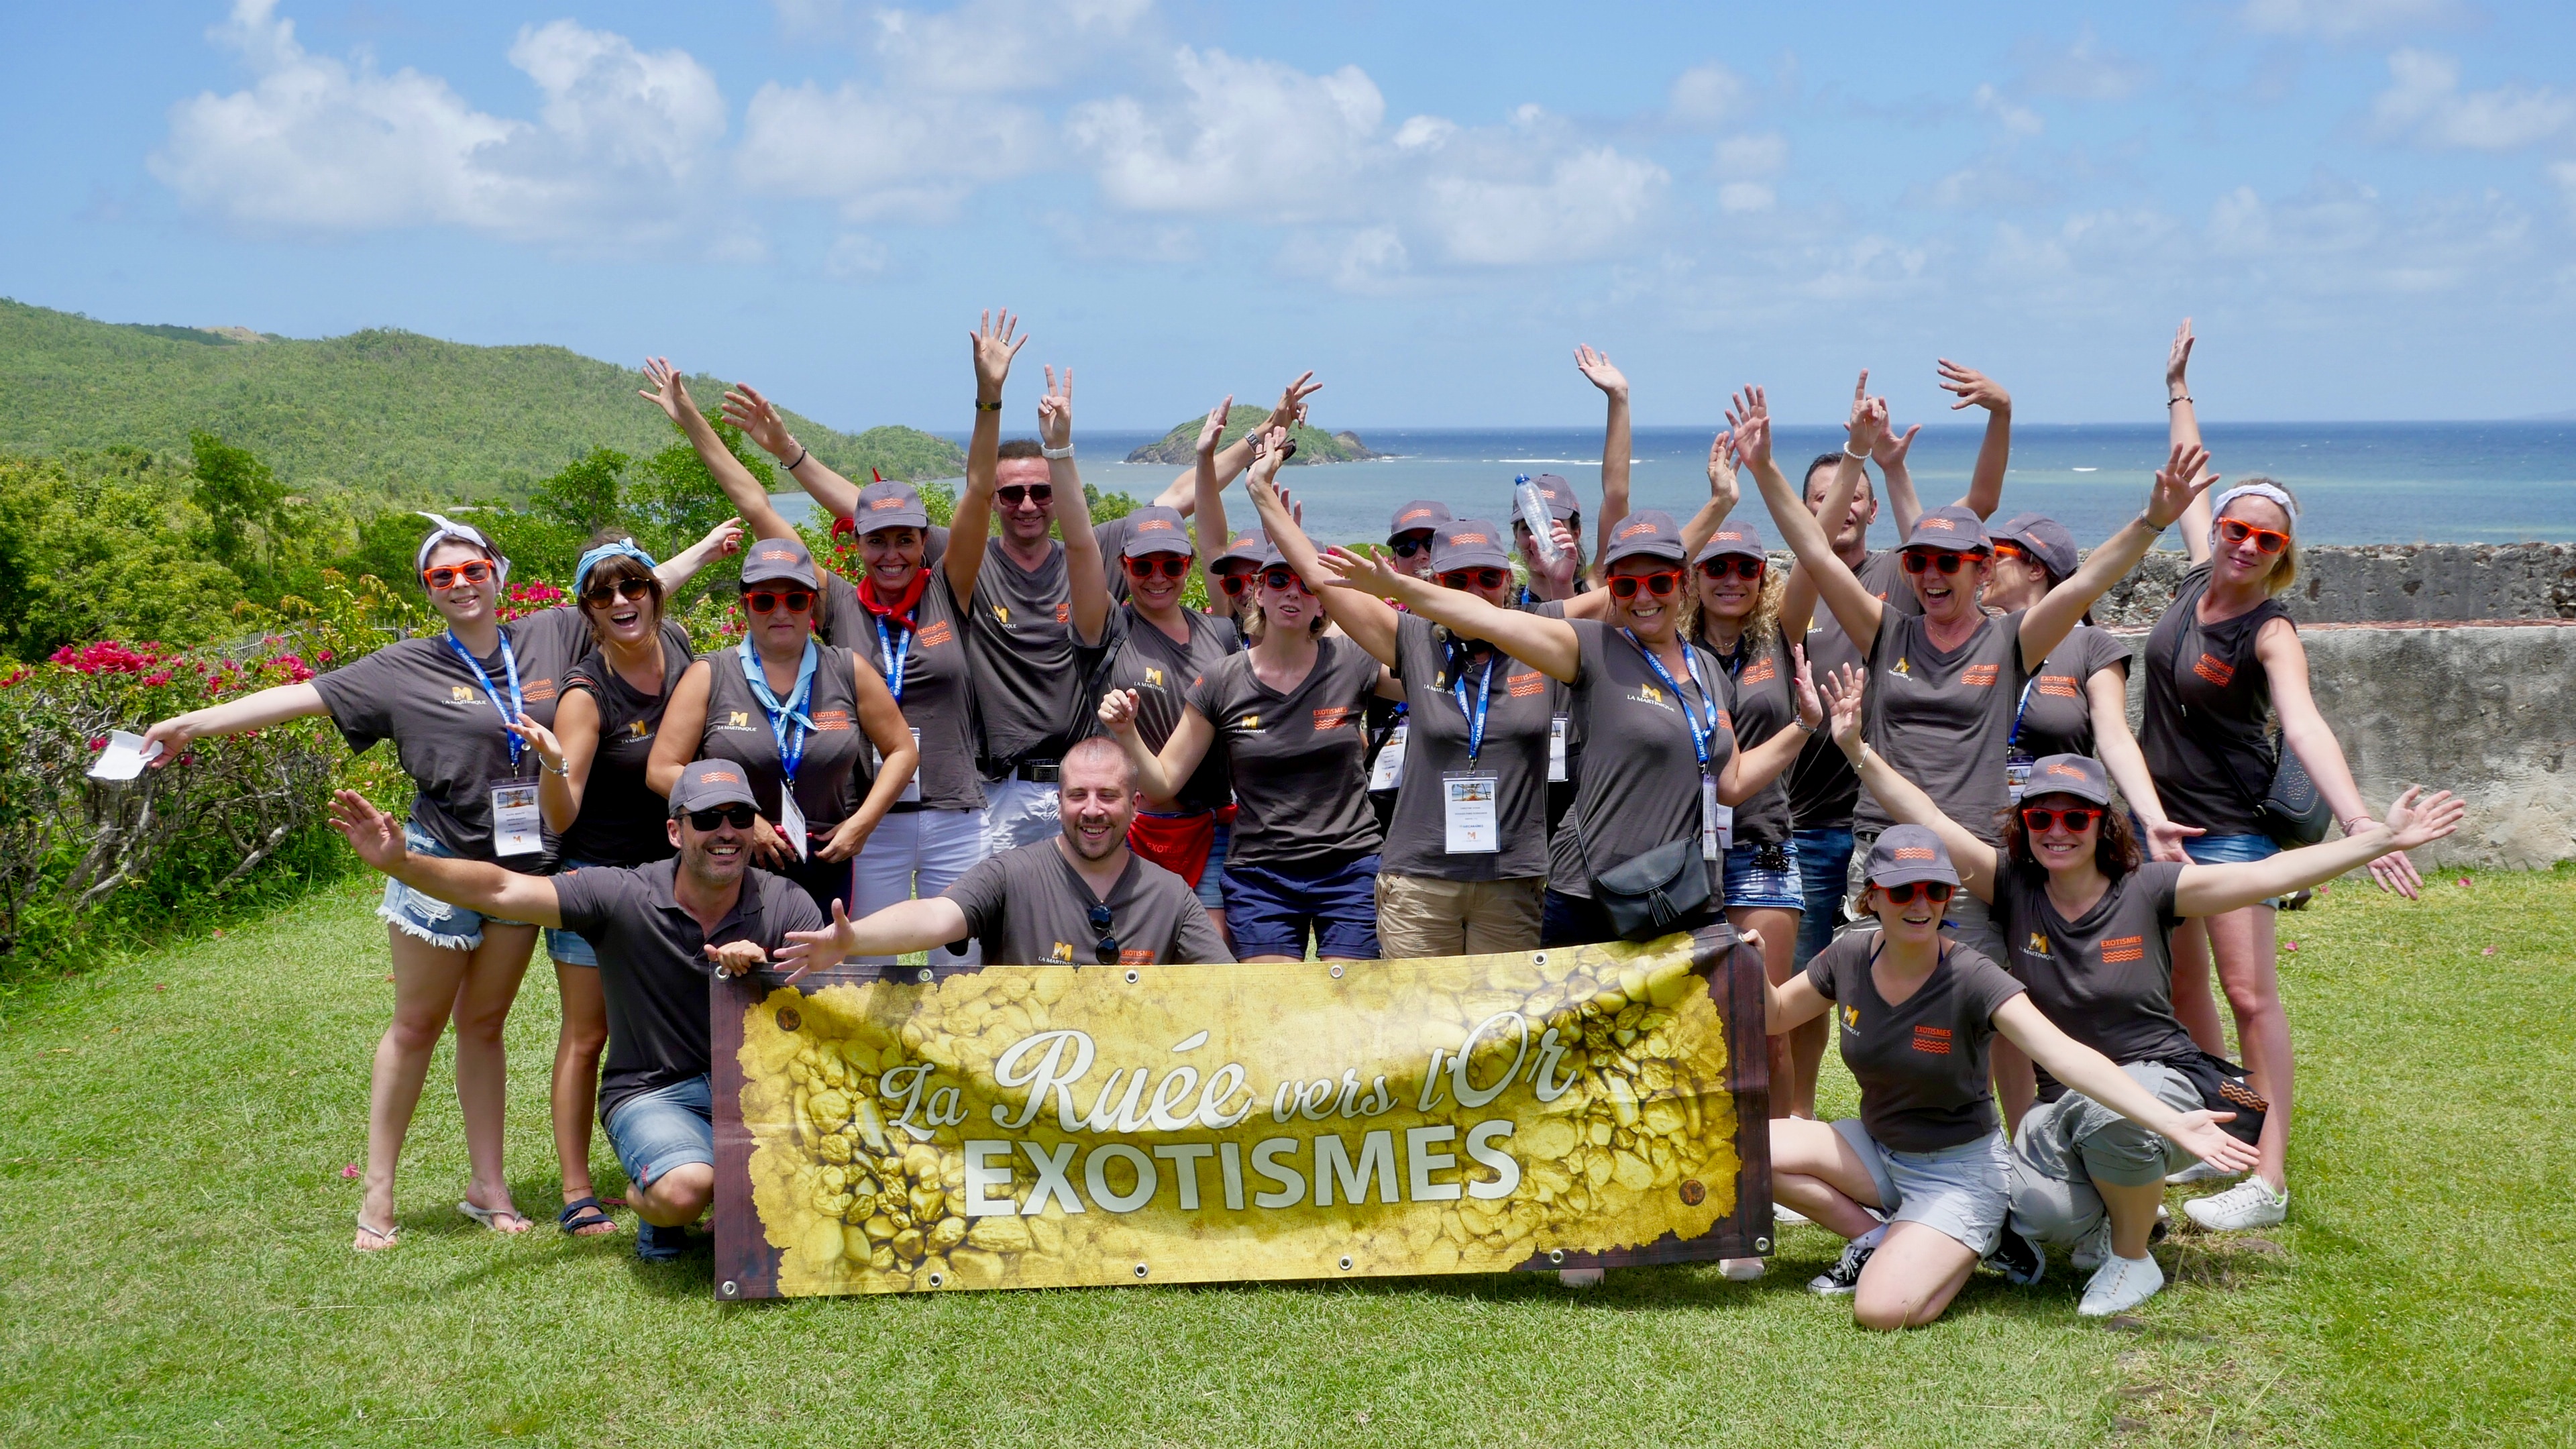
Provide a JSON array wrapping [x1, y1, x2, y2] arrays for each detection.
[[710, 926, 1768, 1299]]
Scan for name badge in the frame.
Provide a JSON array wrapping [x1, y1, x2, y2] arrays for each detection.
[[1701, 775, 1731, 861], [2005, 749, 2035, 803], [1369, 722, 1407, 792], [1548, 714, 1568, 782], [1443, 772, 1499, 854], [899, 727, 923, 803], [490, 780, 543, 858], [778, 785, 810, 860]]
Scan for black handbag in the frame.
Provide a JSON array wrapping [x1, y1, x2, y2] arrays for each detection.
[[2180, 702, 2332, 850], [2169, 1051, 2269, 1148]]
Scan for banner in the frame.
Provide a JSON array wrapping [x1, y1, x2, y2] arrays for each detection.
[[710, 925, 1770, 1299]]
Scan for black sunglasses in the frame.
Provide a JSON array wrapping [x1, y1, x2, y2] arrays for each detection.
[[581, 576, 654, 607], [1389, 533, 1434, 557], [1124, 555, 1191, 580], [1087, 903, 1120, 965], [1697, 556, 1765, 581], [996, 484, 1055, 508], [1438, 567, 1508, 591], [686, 804, 759, 832], [1878, 880, 1955, 904]]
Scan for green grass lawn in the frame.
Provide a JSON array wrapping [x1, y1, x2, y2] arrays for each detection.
[[3, 867, 2571, 1446]]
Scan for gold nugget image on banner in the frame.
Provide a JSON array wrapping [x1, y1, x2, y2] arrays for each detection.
[[709, 926, 1771, 1299]]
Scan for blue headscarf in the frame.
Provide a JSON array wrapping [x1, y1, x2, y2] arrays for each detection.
[[574, 539, 659, 597]]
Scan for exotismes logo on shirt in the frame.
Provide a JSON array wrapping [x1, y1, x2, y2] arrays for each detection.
[[2194, 653, 2235, 686], [1911, 1024, 1953, 1055], [2101, 934, 2147, 963]]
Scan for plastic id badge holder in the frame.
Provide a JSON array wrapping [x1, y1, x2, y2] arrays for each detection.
[[1369, 722, 1408, 791], [1701, 775, 1732, 860], [1548, 715, 1568, 782], [491, 781, 544, 857], [1442, 773, 1500, 854]]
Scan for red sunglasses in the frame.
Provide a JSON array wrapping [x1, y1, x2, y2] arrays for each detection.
[[422, 561, 494, 590], [1697, 556, 1765, 581], [744, 588, 816, 613], [1260, 567, 1313, 594], [1216, 570, 1250, 596], [2021, 806, 2102, 834], [1902, 549, 1984, 575], [1878, 880, 1955, 904], [1438, 567, 1509, 591], [2217, 517, 2290, 555], [1607, 570, 1683, 600], [1124, 555, 1191, 581]]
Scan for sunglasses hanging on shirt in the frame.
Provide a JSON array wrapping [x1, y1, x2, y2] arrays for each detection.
[[1088, 903, 1120, 965]]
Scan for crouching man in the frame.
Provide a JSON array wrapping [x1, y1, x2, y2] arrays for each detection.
[[329, 761, 849, 1261]]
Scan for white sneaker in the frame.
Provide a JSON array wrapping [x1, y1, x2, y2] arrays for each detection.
[[2184, 1178, 2288, 1231], [2078, 1253, 2165, 1317], [1557, 1267, 1604, 1288], [2167, 1159, 2242, 1186], [1772, 1202, 1811, 1227], [1719, 1257, 1766, 1281]]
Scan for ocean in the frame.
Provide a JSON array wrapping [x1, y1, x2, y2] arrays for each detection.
[[774, 421, 2576, 549]]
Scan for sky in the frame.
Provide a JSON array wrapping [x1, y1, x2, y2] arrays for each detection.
[[3, 0, 2573, 433]]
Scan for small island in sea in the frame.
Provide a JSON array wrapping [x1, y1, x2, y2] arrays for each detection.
[[1124, 405, 1380, 466]]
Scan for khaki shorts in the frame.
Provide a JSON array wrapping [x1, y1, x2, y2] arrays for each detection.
[[1374, 872, 1546, 959], [2007, 1059, 2201, 1246]]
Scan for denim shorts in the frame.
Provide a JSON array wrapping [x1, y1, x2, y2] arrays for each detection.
[[2184, 833, 2282, 865], [1831, 1119, 2009, 1256], [1792, 827, 1855, 969], [378, 824, 536, 951], [544, 857, 612, 966], [1722, 837, 1803, 912], [602, 1075, 713, 1189], [1224, 853, 1381, 959], [1198, 822, 1232, 910]]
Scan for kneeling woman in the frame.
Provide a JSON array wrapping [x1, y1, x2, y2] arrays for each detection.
[[1764, 818, 2259, 1330], [1823, 669, 2463, 1315]]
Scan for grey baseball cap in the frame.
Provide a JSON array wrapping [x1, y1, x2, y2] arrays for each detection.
[[1902, 505, 1992, 554], [852, 480, 930, 533], [1865, 824, 1961, 887], [1694, 521, 1768, 564], [1120, 505, 1193, 557], [1991, 512, 2078, 581], [2022, 753, 2114, 807], [1389, 500, 1453, 541], [740, 535, 820, 588], [669, 760, 761, 818], [1213, 528, 1269, 572], [1429, 518, 1511, 574], [1600, 508, 1688, 568]]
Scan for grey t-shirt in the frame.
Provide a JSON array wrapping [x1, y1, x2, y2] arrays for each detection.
[[1383, 614, 1556, 880], [552, 858, 825, 1117], [1788, 548, 1919, 831], [696, 644, 873, 841], [1704, 628, 1799, 847], [2142, 563, 2293, 837], [1075, 604, 1243, 815], [1808, 932, 2026, 1152], [824, 570, 983, 812], [961, 522, 1134, 768], [557, 625, 694, 867], [1185, 635, 1387, 869], [1856, 607, 2033, 844], [1546, 621, 1735, 901], [944, 841, 1234, 965], [2015, 623, 2131, 763], [313, 608, 590, 860], [1996, 861, 2198, 1100]]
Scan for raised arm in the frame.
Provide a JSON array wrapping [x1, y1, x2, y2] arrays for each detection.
[[1678, 427, 1741, 560], [641, 358, 796, 543], [1150, 372, 1320, 515], [1741, 384, 1885, 648], [328, 789, 565, 930], [1311, 546, 1582, 682], [1992, 996, 2261, 1176], [2019, 443, 2216, 671], [1935, 360, 2012, 519], [139, 682, 327, 767], [655, 517, 746, 594], [2163, 321, 2216, 568], [1819, 663, 2003, 896], [2176, 786, 2461, 916], [720, 382, 862, 523], [947, 309, 1027, 606], [1036, 365, 1110, 648], [1097, 690, 1214, 808], [1247, 429, 1397, 665], [1191, 398, 1230, 578], [1715, 642, 1822, 806], [1576, 345, 1632, 576]]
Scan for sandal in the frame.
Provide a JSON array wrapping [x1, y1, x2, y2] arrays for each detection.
[[557, 1196, 620, 1236], [456, 1199, 534, 1234], [354, 1214, 400, 1252]]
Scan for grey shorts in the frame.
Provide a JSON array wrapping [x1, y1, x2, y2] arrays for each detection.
[[1831, 1118, 2010, 1256], [2007, 1059, 2200, 1246]]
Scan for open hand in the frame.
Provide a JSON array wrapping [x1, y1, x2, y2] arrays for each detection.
[[639, 357, 694, 425], [1788, 643, 1825, 731], [1705, 429, 1740, 513], [2166, 319, 2194, 399], [1937, 360, 2011, 415], [1314, 545, 1405, 601], [327, 789, 407, 873], [1037, 365, 1073, 450], [971, 309, 1026, 397], [1821, 663, 1865, 759], [504, 712, 564, 775], [1247, 425, 1292, 488], [2167, 1110, 2262, 1177], [2146, 443, 2220, 529], [2361, 786, 2463, 897], [1097, 688, 1142, 737], [719, 382, 797, 459], [774, 900, 856, 984], [1265, 372, 1321, 432], [1195, 395, 1234, 458], [1725, 387, 1774, 470], [1872, 419, 1922, 472], [1574, 344, 1629, 398], [2144, 819, 2206, 863], [704, 939, 769, 979]]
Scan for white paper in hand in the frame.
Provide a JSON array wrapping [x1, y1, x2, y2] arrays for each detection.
[[87, 731, 164, 782]]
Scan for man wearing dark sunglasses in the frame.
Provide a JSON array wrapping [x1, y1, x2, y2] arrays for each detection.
[[325, 761, 847, 1262], [780, 738, 1232, 969]]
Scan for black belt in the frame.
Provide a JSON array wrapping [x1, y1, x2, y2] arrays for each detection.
[[989, 757, 1059, 784]]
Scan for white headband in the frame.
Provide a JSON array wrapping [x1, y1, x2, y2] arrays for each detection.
[[415, 511, 511, 587], [2210, 483, 2300, 527]]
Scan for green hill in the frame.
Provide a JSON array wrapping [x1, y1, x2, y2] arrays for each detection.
[[1124, 405, 1377, 466], [0, 297, 961, 498]]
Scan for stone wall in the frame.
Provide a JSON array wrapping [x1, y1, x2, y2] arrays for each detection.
[[2091, 543, 2576, 627]]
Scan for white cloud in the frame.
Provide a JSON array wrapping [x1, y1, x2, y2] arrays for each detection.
[[2012, 28, 2149, 102], [2241, 0, 2460, 40], [1668, 62, 1749, 126], [152, 1, 727, 245], [735, 80, 1049, 221], [870, 0, 1153, 93], [1424, 147, 1668, 266], [2370, 50, 2573, 151], [1279, 225, 1413, 294], [1973, 83, 2045, 138], [1067, 47, 1384, 217], [1714, 132, 1787, 178], [1717, 182, 1775, 214], [823, 231, 891, 277]]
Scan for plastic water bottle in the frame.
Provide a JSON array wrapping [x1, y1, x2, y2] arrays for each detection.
[[1515, 475, 1560, 564]]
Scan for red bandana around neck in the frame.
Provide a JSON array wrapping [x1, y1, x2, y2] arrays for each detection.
[[857, 568, 930, 630]]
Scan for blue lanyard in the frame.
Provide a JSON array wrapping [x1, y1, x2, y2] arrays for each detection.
[[445, 631, 525, 772], [737, 638, 818, 783], [1621, 629, 1719, 771], [1450, 652, 1495, 766], [874, 616, 910, 702], [2007, 676, 2039, 749]]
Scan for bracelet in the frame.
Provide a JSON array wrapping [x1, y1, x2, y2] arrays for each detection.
[[2167, 395, 2192, 407], [2341, 816, 2377, 835], [1041, 442, 1075, 461], [1841, 443, 1870, 461], [784, 445, 809, 472], [543, 757, 570, 777], [974, 398, 1003, 413]]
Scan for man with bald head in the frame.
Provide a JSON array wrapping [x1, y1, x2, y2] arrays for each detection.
[[783, 737, 1234, 968]]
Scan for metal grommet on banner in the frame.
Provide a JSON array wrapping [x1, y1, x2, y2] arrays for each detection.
[[927, 1271, 946, 1288], [1532, 952, 1547, 967], [1338, 1256, 1354, 1271], [1547, 1248, 1566, 1265], [917, 968, 933, 984], [1329, 963, 1343, 979], [1754, 1237, 1772, 1254], [1124, 969, 1140, 984], [1133, 1263, 1149, 1279], [719, 1280, 741, 1299]]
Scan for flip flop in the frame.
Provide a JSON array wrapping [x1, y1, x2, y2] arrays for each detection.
[[456, 1199, 533, 1234], [354, 1214, 400, 1252], [557, 1196, 620, 1236]]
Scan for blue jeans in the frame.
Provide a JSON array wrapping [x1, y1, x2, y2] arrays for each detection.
[[378, 823, 535, 951], [2184, 833, 2282, 865], [1721, 838, 1803, 912], [1792, 826, 1856, 969], [603, 1075, 713, 1189]]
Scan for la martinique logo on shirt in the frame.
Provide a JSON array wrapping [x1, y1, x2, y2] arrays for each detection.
[[2024, 931, 2051, 958], [1842, 1004, 1860, 1029]]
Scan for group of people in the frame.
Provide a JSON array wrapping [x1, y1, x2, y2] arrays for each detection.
[[138, 315, 2465, 1327]]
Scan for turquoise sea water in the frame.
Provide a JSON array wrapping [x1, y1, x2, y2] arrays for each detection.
[[778, 422, 2576, 549]]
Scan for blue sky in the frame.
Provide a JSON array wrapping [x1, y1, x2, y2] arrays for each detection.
[[3, 0, 2573, 432]]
